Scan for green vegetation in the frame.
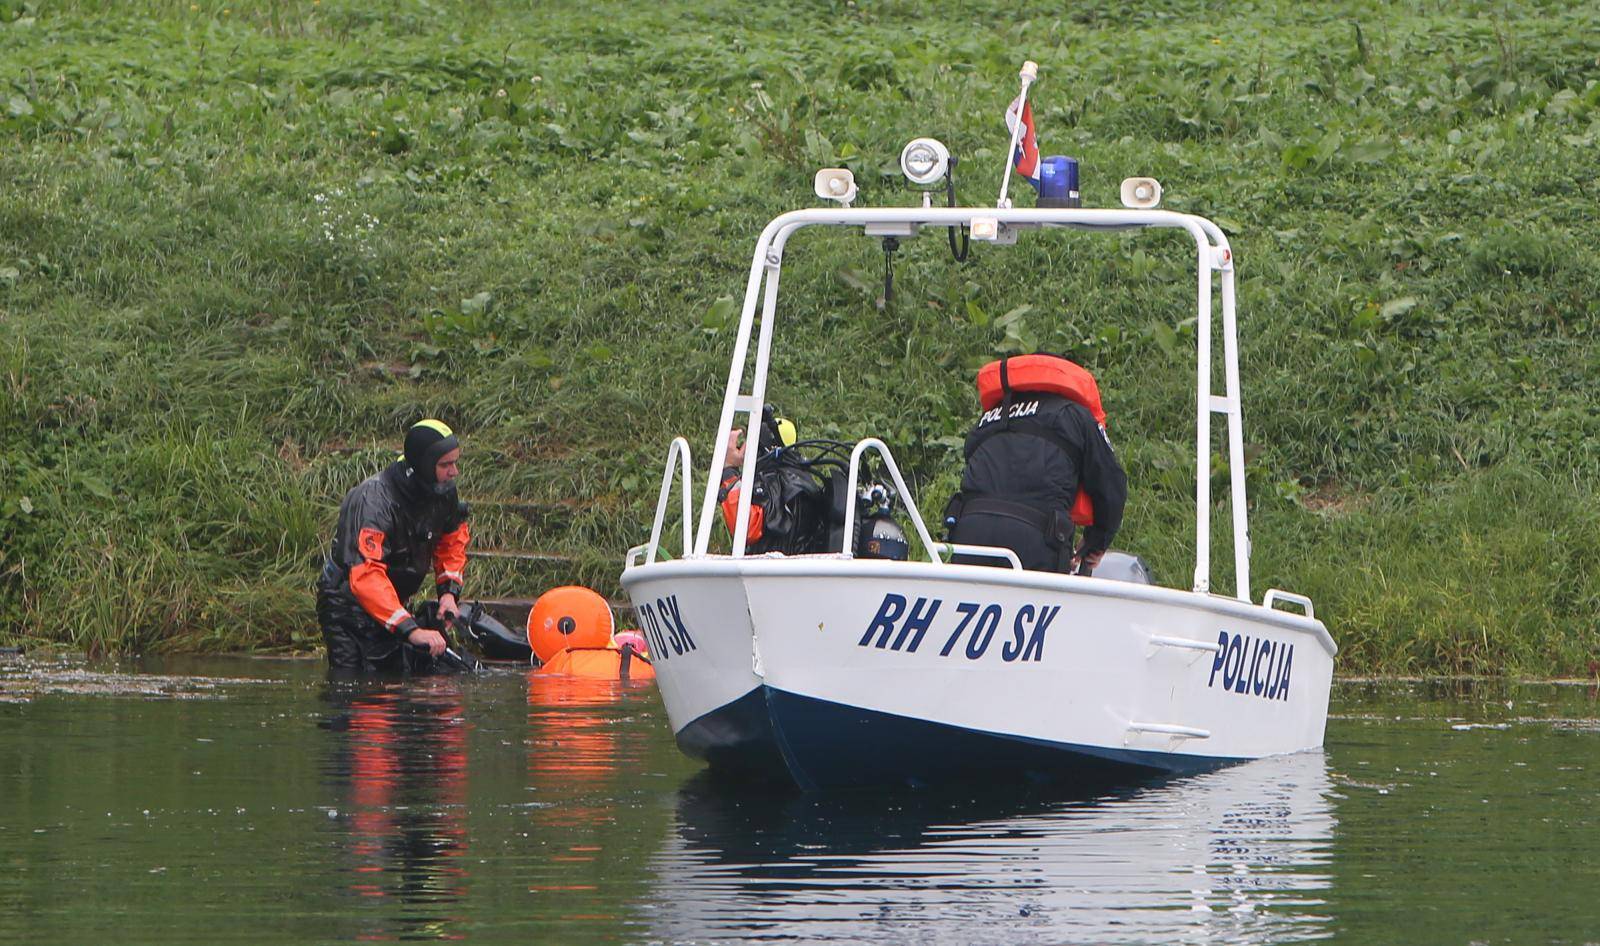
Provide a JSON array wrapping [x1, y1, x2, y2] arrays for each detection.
[[2, 0, 1598, 673]]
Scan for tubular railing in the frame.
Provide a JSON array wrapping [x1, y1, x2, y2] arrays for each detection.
[[625, 437, 694, 570], [841, 438, 1021, 570], [689, 207, 1250, 598], [632, 206, 1320, 617], [1262, 588, 1315, 620]]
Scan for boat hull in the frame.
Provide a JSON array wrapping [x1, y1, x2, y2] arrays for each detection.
[[679, 684, 1241, 790], [623, 558, 1335, 790]]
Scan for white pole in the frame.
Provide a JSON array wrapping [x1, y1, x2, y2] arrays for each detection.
[[997, 60, 1038, 209], [1221, 264, 1250, 600], [1193, 243, 1212, 595], [696, 228, 776, 556], [730, 248, 788, 556]]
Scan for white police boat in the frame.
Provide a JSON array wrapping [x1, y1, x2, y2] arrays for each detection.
[[622, 98, 1334, 791]]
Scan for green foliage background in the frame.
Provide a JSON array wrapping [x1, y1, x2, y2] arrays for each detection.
[[2, 0, 1598, 673]]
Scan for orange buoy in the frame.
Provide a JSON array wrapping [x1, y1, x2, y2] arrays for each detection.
[[527, 586, 615, 664]]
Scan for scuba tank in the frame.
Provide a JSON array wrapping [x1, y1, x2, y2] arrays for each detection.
[[854, 483, 908, 560], [826, 477, 909, 560], [728, 406, 910, 559]]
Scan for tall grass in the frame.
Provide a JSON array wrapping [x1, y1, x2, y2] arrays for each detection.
[[2, 0, 1598, 673]]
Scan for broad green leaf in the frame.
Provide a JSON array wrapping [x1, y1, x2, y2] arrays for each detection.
[[994, 304, 1033, 329], [1348, 139, 1395, 164], [1280, 142, 1317, 170], [1150, 323, 1177, 358], [79, 476, 113, 500], [702, 296, 737, 331], [1313, 129, 1344, 163], [1379, 296, 1419, 319], [836, 266, 872, 294]]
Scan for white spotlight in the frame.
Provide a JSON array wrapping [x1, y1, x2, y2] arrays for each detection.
[[899, 137, 950, 186]]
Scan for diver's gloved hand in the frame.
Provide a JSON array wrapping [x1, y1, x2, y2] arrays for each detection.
[[1073, 546, 1106, 576], [407, 627, 447, 657]]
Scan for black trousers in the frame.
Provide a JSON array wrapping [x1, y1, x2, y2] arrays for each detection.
[[948, 512, 1068, 573], [318, 595, 449, 676]]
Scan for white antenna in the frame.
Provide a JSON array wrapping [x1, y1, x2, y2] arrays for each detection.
[[997, 60, 1038, 209]]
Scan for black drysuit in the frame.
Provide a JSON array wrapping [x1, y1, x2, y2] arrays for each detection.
[[948, 393, 1127, 573], [317, 461, 469, 675]]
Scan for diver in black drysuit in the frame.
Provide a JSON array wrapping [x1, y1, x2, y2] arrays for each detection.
[[317, 421, 471, 676], [947, 392, 1127, 574]]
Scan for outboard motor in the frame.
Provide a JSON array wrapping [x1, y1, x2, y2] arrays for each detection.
[[1091, 551, 1154, 584], [453, 600, 534, 662]]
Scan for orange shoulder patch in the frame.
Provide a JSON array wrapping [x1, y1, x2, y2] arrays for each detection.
[[358, 527, 386, 562]]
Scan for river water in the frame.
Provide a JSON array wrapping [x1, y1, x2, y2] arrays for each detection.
[[1, 655, 1596, 945]]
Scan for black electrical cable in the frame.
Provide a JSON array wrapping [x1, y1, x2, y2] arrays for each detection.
[[946, 157, 970, 262], [882, 236, 898, 307]]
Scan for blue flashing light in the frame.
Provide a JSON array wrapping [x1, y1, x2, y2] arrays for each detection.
[[1038, 155, 1080, 208]]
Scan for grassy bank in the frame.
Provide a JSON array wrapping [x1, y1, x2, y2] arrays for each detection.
[[2, 0, 1598, 674]]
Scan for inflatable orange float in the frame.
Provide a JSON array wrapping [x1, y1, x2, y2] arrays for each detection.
[[526, 586, 655, 682], [527, 586, 614, 663]]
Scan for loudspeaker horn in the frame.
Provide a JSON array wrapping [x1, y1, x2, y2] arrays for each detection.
[[814, 168, 857, 207], [1119, 177, 1163, 209]]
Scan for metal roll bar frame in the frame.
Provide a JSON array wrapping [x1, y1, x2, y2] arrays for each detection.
[[633, 206, 1259, 603]]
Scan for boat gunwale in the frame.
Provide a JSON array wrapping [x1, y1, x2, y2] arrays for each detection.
[[620, 555, 1337, 657]]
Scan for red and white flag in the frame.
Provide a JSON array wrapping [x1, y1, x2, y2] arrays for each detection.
[[1005, 94, 1040, 191]]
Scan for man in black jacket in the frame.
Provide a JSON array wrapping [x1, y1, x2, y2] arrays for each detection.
[[316, 420, 471, 674], [947, 356, 1127, 575]]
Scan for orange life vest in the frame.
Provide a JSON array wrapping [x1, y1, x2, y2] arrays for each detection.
[[974, 354, 1106, 526]]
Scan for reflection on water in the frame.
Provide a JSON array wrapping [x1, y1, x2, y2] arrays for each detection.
[[527, 674, 659, 791], [319, 678, 472, 942], [650, 753, 1335, 944], [312, 669, 669, 941], [514, 673, 663, 928], [5, 660, 1597, 945]]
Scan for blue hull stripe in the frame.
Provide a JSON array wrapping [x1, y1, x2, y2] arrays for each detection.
[[675, 686, 1241, 790]]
